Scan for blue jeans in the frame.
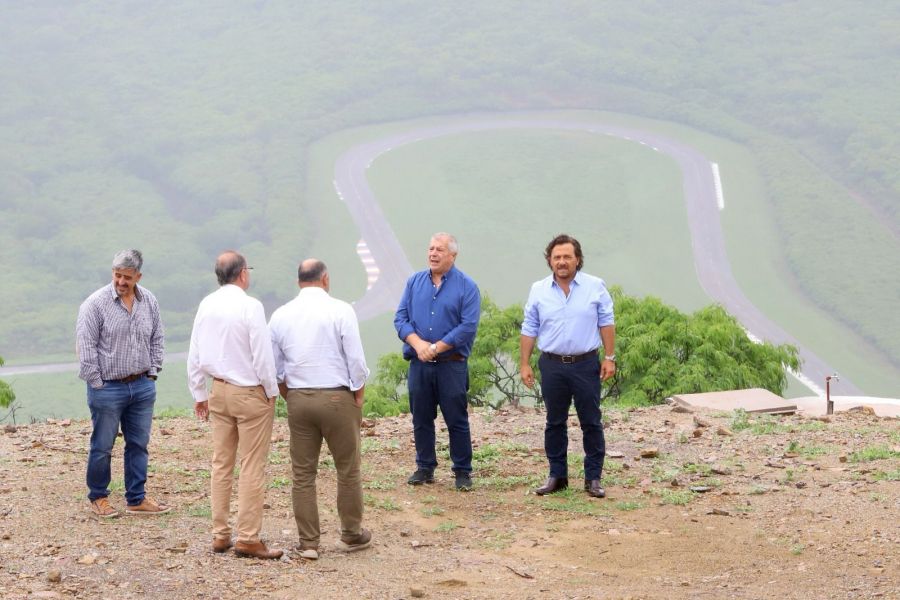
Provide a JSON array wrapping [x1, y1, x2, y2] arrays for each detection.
[[539, 354, 605, 480], [86, 377, 156, 505], [408, 359, 472, 473]]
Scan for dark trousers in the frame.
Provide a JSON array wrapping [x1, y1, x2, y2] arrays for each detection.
[[407, 359, 472, 473], [538, 354, 605, 480]]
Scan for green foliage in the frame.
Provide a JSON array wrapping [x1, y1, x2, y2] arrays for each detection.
[[0, 356, 14, 410], [611, 288, 800, 405], [363, 353, 411, 417], [365, 292, 799, 412]]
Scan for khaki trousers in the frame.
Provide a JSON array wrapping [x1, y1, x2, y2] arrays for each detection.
[[208, 379, 274, 544], [286, 388, 363, 548]]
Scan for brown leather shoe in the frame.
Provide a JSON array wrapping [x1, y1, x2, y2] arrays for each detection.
[[233, 540, 283, 560], [534, 476, 569, 496], [585, 479, 606, 498], [212, 537, 233, 553]]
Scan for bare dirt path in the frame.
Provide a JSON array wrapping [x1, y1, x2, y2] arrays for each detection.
[[1, 403, 896, 599]]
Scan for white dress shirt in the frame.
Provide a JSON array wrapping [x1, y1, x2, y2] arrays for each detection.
[[268, 287, 369, 391], [187, 284, 279, 402]]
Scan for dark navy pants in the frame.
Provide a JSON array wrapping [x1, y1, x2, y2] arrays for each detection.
[[538, 354, 605, 480], [407, 359, 472, 473]]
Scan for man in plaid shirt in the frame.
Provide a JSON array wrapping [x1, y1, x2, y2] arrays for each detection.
[[76, 249, 169, 518]]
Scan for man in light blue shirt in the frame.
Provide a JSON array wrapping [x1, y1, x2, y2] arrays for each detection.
[[520, 234, 616, 499]]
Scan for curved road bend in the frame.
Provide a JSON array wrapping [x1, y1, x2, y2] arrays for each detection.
[[334, 115, 862, 396], [1, 116, 861, 396]]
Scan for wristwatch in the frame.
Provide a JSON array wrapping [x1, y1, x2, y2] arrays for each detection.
[[429, 343, 437, 353], [603, 355, 616, 362]]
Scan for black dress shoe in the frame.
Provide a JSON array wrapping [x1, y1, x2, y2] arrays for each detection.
[[534, 476, 569, 496], [584, 479, 606, 498]]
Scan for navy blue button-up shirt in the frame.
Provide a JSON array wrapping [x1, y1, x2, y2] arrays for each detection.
[[394, 265, 481, 360]]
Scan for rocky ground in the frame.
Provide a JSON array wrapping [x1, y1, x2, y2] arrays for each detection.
[[0, 402, 897, 599]]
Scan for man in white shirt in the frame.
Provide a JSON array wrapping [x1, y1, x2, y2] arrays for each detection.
[[269, 259, 371, 560], [187, 251, 282, 559]]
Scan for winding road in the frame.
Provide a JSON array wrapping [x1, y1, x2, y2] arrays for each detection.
[[335, 114, 862, 397], [1, 114, 862, 396]]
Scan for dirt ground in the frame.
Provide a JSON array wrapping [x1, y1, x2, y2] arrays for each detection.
[[0, 403, 897, 599]]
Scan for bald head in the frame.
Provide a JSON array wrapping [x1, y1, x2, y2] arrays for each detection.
[[215, 251, 247, 286], [298, 259, 329, 290]]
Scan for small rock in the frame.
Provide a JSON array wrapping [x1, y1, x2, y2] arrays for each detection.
[[400, 530, 411, 537], [160, 428, 173, 436], [78, 554, 97, 565], [639, 448, 659, 459], [4, 424, 17, 433], [690, 486, 712, 493], [716, 426, 734, 437], [607, 450, 624, 459], [839, 455, 848, 463], [410, 588, 426, 598], [46, 570, 62, 583], [692, 428, 704, 438], [670, 478, 680, 487], [1, 532, 10, 539], [708, 508, 731, 516], [711, 466, 732, 475], [795, 482, 807, 489], [693, 416, 712, 428], [262, 502, 272, 509], [671, 404, 693, 414]]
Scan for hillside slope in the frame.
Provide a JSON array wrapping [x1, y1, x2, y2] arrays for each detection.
[[0, 405, 897, 599]]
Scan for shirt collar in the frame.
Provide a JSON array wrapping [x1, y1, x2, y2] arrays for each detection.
[[551, 271, 582, 289], [297, 286, 328, 298], [107, 282, 143, 302], [430, 265, 456, 282]]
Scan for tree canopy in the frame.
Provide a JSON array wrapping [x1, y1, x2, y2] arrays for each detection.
[[364, 293, 800, 415]]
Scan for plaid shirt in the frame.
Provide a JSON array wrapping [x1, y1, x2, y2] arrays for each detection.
[[76, 283, 165, 389]]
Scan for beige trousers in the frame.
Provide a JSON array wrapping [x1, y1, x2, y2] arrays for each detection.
[[286, 387, 363, 548], [208, 379, 274, 543]]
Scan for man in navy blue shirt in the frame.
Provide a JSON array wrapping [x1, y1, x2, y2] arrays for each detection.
[[394, 233, 481, 491], [519, 234, 616, 499]]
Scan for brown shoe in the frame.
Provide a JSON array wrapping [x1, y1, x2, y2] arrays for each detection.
[[212, 537, 233, 553], [534, 476, 569, 496], [335, 528, 372, 553], [234, 540, 283, 560], [89, 497, 120, 519], [584, 479, 606, 498], [125, 496, 172, 515]]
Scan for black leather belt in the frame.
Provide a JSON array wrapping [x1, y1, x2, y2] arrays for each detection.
[[434, 353, 466, 363], [116, 372, 148, 383], [541, 350, 598, 364]]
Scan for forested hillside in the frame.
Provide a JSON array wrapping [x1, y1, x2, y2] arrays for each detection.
[[0, 2, 897, 386]]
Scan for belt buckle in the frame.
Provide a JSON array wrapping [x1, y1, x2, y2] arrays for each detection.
[[561, 355, 575, 364]]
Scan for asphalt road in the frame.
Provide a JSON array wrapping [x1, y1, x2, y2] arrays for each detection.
[[334, 114, 861, 396], [2, 114, 861, 396]]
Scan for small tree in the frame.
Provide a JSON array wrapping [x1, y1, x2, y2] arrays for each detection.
[[0, 355, 18, 423], [468, 296, 543, 409], [610, 288, 800, 405]]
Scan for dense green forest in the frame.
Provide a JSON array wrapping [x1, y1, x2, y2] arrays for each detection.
[[0, 2, 897, 391]]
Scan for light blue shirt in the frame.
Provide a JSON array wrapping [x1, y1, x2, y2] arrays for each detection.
[[521, 271, 614, 355]]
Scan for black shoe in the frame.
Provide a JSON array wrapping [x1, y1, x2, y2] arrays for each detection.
[[407, 469, 435, 485], [584, 479, 606, 498], [454, 471, 472, 491], [535, 476, 569, 496]]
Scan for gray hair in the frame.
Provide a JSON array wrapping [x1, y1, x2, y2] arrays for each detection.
[[112, 249, 143, 272], [432, 232, 459, 254], [215, 251, 246, 286]]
